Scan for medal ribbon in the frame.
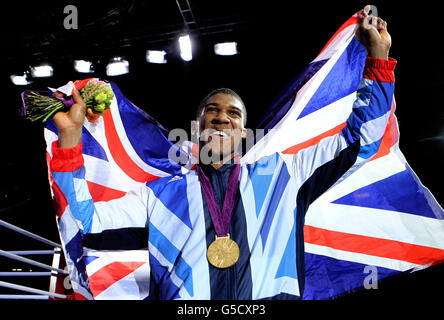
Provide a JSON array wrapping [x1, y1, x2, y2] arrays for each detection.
[[197, 163, 241, 237]]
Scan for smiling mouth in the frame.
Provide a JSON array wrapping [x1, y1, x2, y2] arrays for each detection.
[[201, 128, 241, 143], [211, 130, 229, 139]]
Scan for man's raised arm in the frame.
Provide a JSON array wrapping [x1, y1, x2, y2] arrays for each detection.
[[288, 8, 396, 207], [49, 86, 148, 242]]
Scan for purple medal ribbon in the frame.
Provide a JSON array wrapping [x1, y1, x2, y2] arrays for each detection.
[[197, 163, 241, 237]]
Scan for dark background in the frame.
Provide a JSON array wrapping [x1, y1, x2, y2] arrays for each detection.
[[0, 0, 443, 301]]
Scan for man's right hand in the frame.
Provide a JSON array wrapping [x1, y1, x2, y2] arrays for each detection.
[[52, 88, 86, 148]]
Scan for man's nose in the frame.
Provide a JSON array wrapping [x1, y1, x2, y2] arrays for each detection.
[[211, 111, 229, 124]]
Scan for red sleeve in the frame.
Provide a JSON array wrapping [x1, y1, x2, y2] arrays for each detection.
[[50, 141, 84, 172], [363, 57, 397, 83]]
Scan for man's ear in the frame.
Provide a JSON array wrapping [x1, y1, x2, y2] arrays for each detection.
[[241, 128, 247, 139], [198, 116, 206, 132]]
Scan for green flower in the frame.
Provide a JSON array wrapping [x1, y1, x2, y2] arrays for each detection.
[[105, 88, 114, 100], [94, 92, 107, 104], [94, 103, 106, 113]]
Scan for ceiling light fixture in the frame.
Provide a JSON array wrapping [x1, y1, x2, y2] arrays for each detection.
[[178, 35, 192, 61], [30, 64, 53, 77], [146, 50, 167, 64], [106, 57, 129, 76], [214, 42, 239, 56], [10, 72, 32, 85], [74, 60, 94, 73]]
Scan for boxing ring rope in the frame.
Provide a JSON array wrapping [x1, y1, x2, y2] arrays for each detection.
[[0, 281, 67, 299], [0, 217, 69, 300], [0, 250, 68, 275], [0, 219, 62, 249]]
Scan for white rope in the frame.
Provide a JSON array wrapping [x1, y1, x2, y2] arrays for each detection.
[[0, 219, 61, 248], [0, 250, 68, 275], [0, 294, 49, 300], [0, 280, 67, 299], [0, 272, 52, 277], [6, 250, 55, 255]]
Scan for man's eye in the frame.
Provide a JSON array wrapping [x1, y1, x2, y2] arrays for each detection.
[[230, 110, 241, 117]]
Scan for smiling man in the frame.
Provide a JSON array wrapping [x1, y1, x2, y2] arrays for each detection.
[[197, 88, 247, 168], [49, 9, 397, 299]]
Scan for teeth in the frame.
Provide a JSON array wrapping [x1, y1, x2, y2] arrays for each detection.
[[212, 130, 228, 137]]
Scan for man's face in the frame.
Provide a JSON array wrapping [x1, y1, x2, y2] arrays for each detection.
[[199, 93, 246, 161]]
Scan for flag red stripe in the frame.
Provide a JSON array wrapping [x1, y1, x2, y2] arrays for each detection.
[[369, 114, 395, 161], [70, 292, 90, 300], [370, 100, 398, 161], [387, 100, 399, 145], [88, 261, 145, 297], [282, 122, 346, 155], [304, 225, 444, 266], [317, 16, 359, 56], [103, 109, 159, 183], [51, 181, 68, 218], [282, 102, 398, 160], [86, 181, 127, 203]]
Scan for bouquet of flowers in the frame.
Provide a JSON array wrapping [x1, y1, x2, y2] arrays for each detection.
[[21, 78, 114, 123]]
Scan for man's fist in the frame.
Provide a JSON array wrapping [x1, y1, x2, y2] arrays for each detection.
[[355, 5, 391, 60], [52, 88, 86, 148]]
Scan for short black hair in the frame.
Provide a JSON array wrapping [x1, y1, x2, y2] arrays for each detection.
[[196, 88, 247, 126]]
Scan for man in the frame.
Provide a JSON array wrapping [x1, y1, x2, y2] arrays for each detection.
[[196, 87, 247, 167], [50, 9, 396, 299]]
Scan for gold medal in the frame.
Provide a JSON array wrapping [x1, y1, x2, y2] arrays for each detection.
[[207, 234, 240, 268]]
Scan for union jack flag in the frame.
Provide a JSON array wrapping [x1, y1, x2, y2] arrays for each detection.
[[44, 81, 183, 299], [243, 12, 444, 299], [42, 10, 444, 300]]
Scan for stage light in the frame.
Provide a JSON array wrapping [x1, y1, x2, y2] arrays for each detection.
[[146, 50, 167, 64], [106, 57, 129, 76], [178, 35, 192, 61], [30, 64, 53, 77], [214, 42, 239, 56], [74, 60, 94, 73], [10, 72, 32, 85]]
